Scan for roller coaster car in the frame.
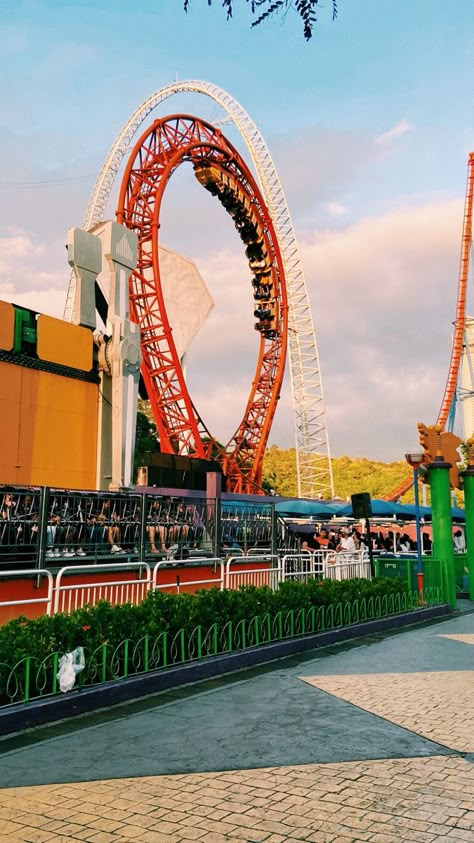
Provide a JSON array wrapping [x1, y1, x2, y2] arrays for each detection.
[[237, 221, 263, 245], [252, 277, 271, 291], [254, 307, 272, 319], [253, 265, 272, 279], [254, 322, 277, 340], [245, 240, 266, 261], [249, 257, 269, 272], [193, 163, 221, 187], [219, 189, 242, 215]]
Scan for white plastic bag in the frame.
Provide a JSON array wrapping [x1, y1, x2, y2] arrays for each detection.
[[57, 646, 85, 693]]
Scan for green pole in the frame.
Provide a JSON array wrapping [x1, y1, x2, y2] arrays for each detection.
[[460, 465, 474, 601], [428, 459, 456, 609]]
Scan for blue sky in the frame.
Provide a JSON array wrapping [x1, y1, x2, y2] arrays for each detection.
[[1, 0, 473, 462]]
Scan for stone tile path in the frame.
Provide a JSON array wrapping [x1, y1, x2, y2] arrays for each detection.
[[300, 671, 474, 752], [0, 756, 473, 842]]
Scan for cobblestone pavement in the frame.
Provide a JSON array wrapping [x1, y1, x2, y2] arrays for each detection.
[[0, 612, 473, 842], [300, 670, 474, 753], [0, 756, 473, 842]]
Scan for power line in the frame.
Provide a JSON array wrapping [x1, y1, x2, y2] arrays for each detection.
[[0, 174, 96, 189]]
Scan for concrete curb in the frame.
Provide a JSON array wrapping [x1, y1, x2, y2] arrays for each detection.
[[0, 603, 451, 736]]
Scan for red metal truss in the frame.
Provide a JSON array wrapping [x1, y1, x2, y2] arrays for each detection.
[[437, 152, 474, 428], [117, 115, 288, 493]]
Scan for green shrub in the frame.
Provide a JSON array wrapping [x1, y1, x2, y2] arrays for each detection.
[[0, 577, 408, 671]]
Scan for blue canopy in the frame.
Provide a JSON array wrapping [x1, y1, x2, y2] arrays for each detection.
[[339, 500, 465, 523], [275, 499, 340, 517], [336, 499, 409, 518], [393, 502, 432, 519]]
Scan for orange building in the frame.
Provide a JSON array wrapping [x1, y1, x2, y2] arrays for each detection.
[[0, 300, 98, 489]]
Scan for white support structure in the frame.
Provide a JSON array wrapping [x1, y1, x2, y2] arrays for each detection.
[[63, 80, 334, 499], [460, 317, 474, 439], [68, 223, 141, 491]]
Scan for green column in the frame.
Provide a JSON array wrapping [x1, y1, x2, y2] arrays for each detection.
[[460, 467, 474, 601], [428, 459, 456, 609]]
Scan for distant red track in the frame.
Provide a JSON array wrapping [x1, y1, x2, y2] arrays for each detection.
[[385, 153, 474, 501], [117, 115, 288, 493]]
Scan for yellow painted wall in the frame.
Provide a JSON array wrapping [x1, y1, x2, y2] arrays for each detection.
[[0, 361, 98, 489]]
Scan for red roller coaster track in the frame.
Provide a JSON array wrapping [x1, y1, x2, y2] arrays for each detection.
[[385, 152, 474, 502], [116, 114, 288, 494]]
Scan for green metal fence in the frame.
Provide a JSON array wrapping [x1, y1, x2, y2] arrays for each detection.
[[0, 586, 445, 709], [374, 556, 448, 592]]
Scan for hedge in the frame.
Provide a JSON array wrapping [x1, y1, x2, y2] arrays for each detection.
[[0, 577, 408, 668]]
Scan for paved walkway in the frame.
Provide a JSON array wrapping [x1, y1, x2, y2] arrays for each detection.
[[0, 609, 473, 842]]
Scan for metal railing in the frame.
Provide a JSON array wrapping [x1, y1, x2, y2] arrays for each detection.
[[1, 549, 377, 622], [281, 550, 371, 583], [323, 550, 372, 581], [282, 552, 323, 582], [53, 562, 152, 614], [0, 569, 54, 616], [152, 559, 225, 593], [225, 554, 281, 590]]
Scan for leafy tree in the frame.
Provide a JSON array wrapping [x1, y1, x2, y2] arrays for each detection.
[[134, 409, 160, 473], [183, 0, 338, 41]]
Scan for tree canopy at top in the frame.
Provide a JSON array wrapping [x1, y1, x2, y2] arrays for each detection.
[[183, 0, 338, 41]]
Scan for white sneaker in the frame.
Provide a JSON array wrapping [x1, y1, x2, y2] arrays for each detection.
[[111, 544, 123, 554], [76, 548, 86, 557], [53, 548, 60, 557], [46, 550, 54, 558]]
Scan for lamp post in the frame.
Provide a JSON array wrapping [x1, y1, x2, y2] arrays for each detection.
[[405, 451, 425, 595]]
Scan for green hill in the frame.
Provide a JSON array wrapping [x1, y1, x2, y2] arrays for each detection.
[[262, 446, 412, 501]]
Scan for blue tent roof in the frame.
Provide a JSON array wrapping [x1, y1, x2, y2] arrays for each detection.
[[275, 499, 340, 517], [337, 499, 409, 518], [339, 500, 465, 523]]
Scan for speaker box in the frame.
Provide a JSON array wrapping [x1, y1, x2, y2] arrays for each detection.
[[351, 492, 372, 519]]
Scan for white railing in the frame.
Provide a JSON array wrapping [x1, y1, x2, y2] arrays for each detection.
[[282, 552, 324, 582], [282, 550, 371, 583], [0, 569, 54, 616], [1, 550, 373, 623], [322, 550, 372, 581], [152, 559, 225, 593], [225, 555, 281, 591], [53, 562, 152, 614]]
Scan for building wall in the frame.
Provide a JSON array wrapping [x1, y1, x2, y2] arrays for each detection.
[[0, 362, 98, 488], [0, 300, 98, 489]]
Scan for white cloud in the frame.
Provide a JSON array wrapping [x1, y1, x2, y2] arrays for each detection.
[[299, 197, 464, 459], [0, 230, 68, 315], [1, 288, 66, 318], [375, 119, 414, 146], [324, 202, 348, 218]]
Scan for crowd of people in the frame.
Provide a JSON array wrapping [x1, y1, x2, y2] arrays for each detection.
[[298, 526, 438, 555], [0, 489, 212, 563]]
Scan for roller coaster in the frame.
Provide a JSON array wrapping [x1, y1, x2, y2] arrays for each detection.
[[64, 81, 334, 499], [117, 114, 287, 493]]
